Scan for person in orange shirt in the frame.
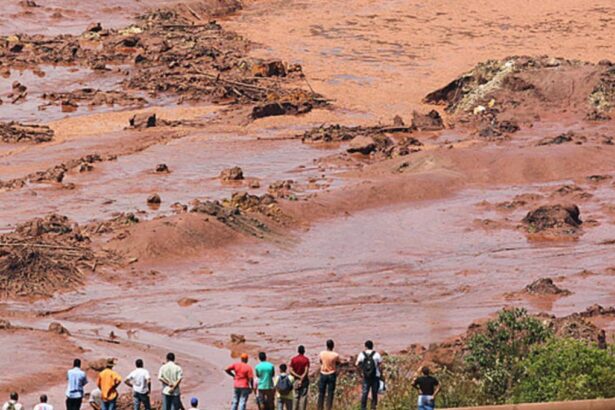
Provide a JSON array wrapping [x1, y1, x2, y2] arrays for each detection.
[[317, 340, 340, 410], [97, 359, 122, 410]]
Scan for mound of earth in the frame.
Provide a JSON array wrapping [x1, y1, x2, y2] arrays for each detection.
[[522, 204, 582, 237], [424, 56, 614, 133], [524, 277, 571, 296], [0, 121, 54, 143], [0, 4, 325, 118], [0, 214, 96, 298]]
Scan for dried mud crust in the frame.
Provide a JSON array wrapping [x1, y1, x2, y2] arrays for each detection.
[[0, 4, 327, 118], [424, 56, 615, 135], [0, 121, 54, 143], [0, 214, 113, 299]]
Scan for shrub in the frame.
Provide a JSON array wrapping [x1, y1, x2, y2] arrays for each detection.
[[513, 338, 615, 403], [465, 307, 552, 403]]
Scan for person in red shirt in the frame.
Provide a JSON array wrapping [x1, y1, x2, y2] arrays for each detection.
[[225, 353, 254, 410], [289, 345, 310, 410]]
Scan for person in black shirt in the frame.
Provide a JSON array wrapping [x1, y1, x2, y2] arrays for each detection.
[[412, 367, 440, 410]]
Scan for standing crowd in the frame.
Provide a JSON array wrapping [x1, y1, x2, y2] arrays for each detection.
[[2, 340, 441, 410]]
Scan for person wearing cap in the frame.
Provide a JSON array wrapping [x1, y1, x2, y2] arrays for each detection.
[[158, 353, 183, 410], [225, 353, 254, 410], [188, 398, 199, 410], [97, 359, 122, 410]]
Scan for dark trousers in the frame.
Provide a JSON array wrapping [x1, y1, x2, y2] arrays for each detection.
[[361, 378, 379, 410], [257, 389, 275, 410], [317, 373, 337, 410], [133, 393, 151, 410], [66, 398, 82, 410], [294, 379, 309, 410], [161, 395, 181, 410]]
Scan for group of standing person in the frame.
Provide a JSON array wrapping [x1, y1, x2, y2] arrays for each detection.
[[63, 354, 185, 410], [224, 339, 440, 410], [3, 340, 441, 410]]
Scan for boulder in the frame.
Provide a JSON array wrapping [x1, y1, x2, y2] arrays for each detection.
[[220, 166, 244, 181], [523, 204, 581, 232], [147, 193, 161, 204]]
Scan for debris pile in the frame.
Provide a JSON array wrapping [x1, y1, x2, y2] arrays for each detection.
[[0, 214, 95, 298], [0, 121, 54, 143], [524, 278, 571, 296], [522, 204, 582, 236], [41, 89, 147, 110], [0, 154, 104, 190], [0, 4, 326, 118], [424, 56, 614, 132]]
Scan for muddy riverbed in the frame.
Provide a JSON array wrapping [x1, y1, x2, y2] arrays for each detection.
[[1, 0, 614, 408]]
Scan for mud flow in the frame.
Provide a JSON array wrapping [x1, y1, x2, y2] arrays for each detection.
[[1, 0, 615, 408]]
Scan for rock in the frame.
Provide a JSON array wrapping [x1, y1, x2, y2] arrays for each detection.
[[12, 81, 27, 93], [251, 60, 287, 77], [155, 163, 170, 173], [347, 135, 377, 154], [537, 131, 576, 146], [525, 278, 571, 296], [147, 194, 161, 204], [177, 297, 198, 307], [129, 113, 156, 129], [230, 333, 246, 344], [411, 110, 444, 131], [48, 321, 70, 335], [220, 166, 244, 181], [0, 319, 12, 329], [393, 115, 405, 127], [86, 22, 103, 33], [347, 135, 393, 155], [523, 204, 582, 233]]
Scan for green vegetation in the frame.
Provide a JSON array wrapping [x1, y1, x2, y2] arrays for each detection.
[[305, 308, 615, 409], [513, 338, 615, 403]]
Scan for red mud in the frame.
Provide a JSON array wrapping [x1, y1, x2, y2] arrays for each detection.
[[1, 0, 615, 409]]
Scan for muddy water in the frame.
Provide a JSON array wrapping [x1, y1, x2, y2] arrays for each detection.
[[1, 0, 615, 409]]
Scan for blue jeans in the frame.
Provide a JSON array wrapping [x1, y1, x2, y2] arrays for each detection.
[[102, 400, 116, 410], [133, 393, 151, 410], [162, 394, 181, 410], [418, 395, 435, 410], [231, 388, 251, 410]]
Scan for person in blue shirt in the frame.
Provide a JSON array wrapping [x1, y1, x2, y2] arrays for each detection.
[[254, 352, 275, 410], [66, 359, 88, 410]]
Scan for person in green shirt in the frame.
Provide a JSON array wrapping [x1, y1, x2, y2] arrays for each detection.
[[255, 352, 275, 410], [273, 364, 295, 410]]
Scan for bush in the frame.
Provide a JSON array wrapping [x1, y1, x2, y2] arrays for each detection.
[[513, 338, 615, 403], [465, 307, 552, 403]]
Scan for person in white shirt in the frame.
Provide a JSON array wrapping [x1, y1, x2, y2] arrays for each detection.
[[125, 359, 152, 410], [89, 389, 103, 410], [2, 393, 23, 410], [355, 340, 383, 410], [33, 395, 53, 410]]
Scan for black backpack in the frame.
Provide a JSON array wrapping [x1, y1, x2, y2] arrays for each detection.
[[361, 351, 377, 379], [276, 374, 293, 395]]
